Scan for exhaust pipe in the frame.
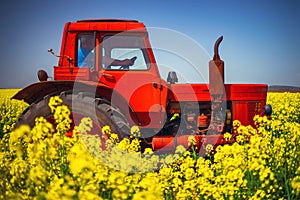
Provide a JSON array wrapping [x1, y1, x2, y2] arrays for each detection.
[[209, 36, 224, 96], [208, 36, 226, 134]]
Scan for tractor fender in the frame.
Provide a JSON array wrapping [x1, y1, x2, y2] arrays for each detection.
[[12, 80, 142, 125], [12, 80, 102, 104]]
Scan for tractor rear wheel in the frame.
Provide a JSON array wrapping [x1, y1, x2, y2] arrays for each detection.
[[15, 92, 130, 140]]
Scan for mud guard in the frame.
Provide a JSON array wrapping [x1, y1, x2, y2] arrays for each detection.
[[12, 80, 142, 125]]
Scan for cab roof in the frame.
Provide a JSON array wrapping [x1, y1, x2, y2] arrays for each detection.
[[67, 19, 146, 32], [77, 19, 139, 23]]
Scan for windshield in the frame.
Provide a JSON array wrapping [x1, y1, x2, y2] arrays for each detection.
[[101, 35, 150, 70]]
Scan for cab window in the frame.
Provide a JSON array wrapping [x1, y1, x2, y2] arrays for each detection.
[[101, 35, 150, 70], [77, 33, 95, 69]]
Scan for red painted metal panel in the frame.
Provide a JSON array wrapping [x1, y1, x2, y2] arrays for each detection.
[[54, 66, 90, 80], [228, 84, 268, 101], [231, 100, 265, 126], [68, 21, 146, 32], [169, 84, 212, 102], [227, 84, 267, 126], [99, 70, 165, 128]]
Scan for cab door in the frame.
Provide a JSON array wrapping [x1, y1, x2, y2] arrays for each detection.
[[98, 33, 166, 129]]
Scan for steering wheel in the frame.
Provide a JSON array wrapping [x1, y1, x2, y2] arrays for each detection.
[[119, 56, 137, 69]]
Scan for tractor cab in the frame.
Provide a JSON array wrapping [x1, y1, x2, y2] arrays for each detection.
[[53, 19, 168, 130]]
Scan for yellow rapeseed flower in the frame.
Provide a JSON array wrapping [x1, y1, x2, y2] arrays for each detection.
[[223, 132, 232, 141], [205, 144, 213, 153]]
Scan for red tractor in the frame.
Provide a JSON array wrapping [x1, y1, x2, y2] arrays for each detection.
[[13, 19, 268, 153]]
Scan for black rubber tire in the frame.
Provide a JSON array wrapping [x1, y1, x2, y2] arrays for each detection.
[[14, 92, 130, 139]]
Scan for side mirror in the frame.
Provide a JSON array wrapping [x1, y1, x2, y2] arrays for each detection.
[[167, 71, 178, 84]]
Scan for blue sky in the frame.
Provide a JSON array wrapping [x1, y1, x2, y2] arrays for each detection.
[[0, 0, 299, 88]]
